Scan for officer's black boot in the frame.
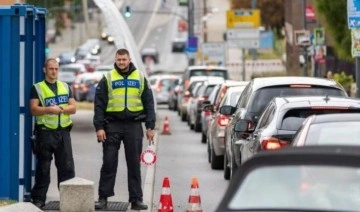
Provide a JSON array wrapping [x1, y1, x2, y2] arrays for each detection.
[[131, 200, 148, 210], [95, 197, 107, 209], [32, 200, 45, 209]]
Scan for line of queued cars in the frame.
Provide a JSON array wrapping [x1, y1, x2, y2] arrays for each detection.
[[164, 65, 360, 211], [56, 38, 113, 102]]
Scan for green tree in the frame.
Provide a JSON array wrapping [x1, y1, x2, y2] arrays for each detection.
[[315, 0, 352, 60], [230, 0, 285, 37]]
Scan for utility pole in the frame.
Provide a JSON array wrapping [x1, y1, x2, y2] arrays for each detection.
[[188, 0, 195, 66], [302, 0, 308, 76], [203, 0, 207, 43], [356, 57, 360, 97]]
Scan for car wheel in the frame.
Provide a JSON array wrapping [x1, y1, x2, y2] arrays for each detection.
[[181, 110, 186, 121], [207, 141, 211, 163], [211, 147, 224, 170], [224, 153, 230, 180], [201, 133, 206, 144], [230, 155, 238, 180], [194, 120, 202, 132]]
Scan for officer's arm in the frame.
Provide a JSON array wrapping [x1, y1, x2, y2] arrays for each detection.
[[30, 85, 53, 116], [141, 78, 156, 130], [63, 85, 76, 114], [93, 76, 108, 131]]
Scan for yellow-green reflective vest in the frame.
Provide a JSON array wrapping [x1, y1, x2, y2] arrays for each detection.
[[34, 81, 72, 129], [105, 69, 144, 112]]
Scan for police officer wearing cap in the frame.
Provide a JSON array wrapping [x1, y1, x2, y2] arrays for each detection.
[[30, 58, 76, 209], [94, 48, 155, 210]]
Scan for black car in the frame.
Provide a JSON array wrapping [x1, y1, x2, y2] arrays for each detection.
[[238, 96, 360, 164], [220, 76, 347, 180], [292, 113, 360, 146], [216, 146, 360, 211]]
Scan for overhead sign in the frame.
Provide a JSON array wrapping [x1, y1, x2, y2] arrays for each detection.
[[226, 9, 260, 29], [186, 36, 198, 53], [348, 0, 360, 28], [202, 42, 225, 66]]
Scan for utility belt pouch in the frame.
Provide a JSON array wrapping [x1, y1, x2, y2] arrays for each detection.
[[31, 129, 39, 155]]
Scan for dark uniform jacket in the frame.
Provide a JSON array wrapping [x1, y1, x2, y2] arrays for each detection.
[[93, 62, 155, 131]]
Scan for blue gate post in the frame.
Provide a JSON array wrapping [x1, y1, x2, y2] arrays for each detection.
[[0, 4, 22, 200], [0, 4, 46, 201]]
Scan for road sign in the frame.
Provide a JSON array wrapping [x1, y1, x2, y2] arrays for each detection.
[[226, 28, 260, 49], [226, 9, 260, 29], [348, 0, 360, 28], [313, 27, 325, 45], [294, 30, 311, 46], [185, 36, 198, 53], [226, 28, 260, 40], [202, 42, 225, 66], [140, 146, 157, 166]]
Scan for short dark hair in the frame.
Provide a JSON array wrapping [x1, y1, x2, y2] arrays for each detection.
[[116, 48, 130, 57], [44, 58, 58, 68]]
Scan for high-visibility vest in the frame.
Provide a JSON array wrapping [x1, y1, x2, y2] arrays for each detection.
[[105, 69, 144, 112], [34, 80, 72, 129]]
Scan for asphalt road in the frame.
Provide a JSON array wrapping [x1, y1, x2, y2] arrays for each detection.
[[152, 105, 229, 211]]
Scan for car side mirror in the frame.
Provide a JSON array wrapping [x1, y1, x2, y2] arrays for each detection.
[[234, 120, 250, 133], [219, 105, 235, 115], [203, 104, 213, 112], [234, 120, 255, 133]]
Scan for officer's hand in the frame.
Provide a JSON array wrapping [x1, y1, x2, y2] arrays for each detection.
[[146, 129, 155, 145], [96, 129, 106, 143], [48, 105, 62, 114]]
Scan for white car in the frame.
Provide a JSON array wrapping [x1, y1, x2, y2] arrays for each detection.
[[59, 63, 87, 85], [148, 74, 179, 104]]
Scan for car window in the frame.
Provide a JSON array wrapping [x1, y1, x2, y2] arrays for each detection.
[[189, 69, 228, 79], [305, 122, 360, 145], [256, 102, 276, 129], [229, 165, 360, 211], [149, 78, 157, 86], [208, 85, 220, 105], [229, 91, 244, 106], [160, 79, 175, 89], [235, 83, 252, 110], [248, 87, 346, 115]]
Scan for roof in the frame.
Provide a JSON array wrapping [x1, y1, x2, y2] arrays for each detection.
[[251, 76, 344, 91], [272, 96, 360, 109], [187, 65, 227, 71], [217, 145, 360, 211], [311, 113, 360, 123]]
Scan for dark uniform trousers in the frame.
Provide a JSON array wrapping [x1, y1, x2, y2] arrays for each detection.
[[31, 127, 75, 202], [98, 121, 143, 203]]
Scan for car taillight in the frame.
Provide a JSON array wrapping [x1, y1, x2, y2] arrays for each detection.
[[217, 114, 229, 126], [289, 84, 311, 88], [73, 84, 79, 89], [261, 137, 288, 150], [204, 110, 211, 116], [156, 84, 162, 92]]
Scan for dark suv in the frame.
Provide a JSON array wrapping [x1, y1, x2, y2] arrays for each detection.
[[238, 96, 360, 164], [220, 76, 347, 180]]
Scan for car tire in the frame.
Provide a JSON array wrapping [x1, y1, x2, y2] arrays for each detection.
[[207, 141, 211, 163], [211, 147, 224, 170], [201, 133, 206, 144], [181, 111, 187, 121], [224, 153, 230, 180], [194, 120, 202, 132]]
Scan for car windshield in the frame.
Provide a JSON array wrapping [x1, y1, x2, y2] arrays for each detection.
[[305, 122, 360, 145], [249, 87, 345, 113], [190, 69, 228, 79], [229, 165, 360, 211]]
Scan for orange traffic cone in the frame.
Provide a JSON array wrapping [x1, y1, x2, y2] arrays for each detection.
[[186, 177, 203, 212], [158, 177, 174, 212], [161, 116, 171, 135]]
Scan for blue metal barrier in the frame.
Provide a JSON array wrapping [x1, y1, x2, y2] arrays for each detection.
[[0, 4, 46, 201]]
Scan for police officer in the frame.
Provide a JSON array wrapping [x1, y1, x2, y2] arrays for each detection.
[[94, 49, 155, 210], [30, 58, 76, 209]]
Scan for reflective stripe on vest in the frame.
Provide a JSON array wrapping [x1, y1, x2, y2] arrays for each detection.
[[105, 69, 144, 112], [34, 81, 72, 129]]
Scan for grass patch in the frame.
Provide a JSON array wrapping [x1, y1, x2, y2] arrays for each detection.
[[0, 200, 16, 207], [76, 102, 94, 110]]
